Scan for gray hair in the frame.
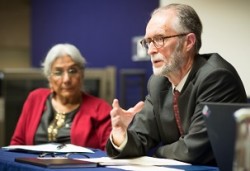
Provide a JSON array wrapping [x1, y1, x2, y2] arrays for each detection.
[[41, 43, 87, 77], [152, 3, 203, 53]]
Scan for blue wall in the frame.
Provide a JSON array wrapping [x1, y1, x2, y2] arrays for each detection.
[[31, 0, 159, 101]]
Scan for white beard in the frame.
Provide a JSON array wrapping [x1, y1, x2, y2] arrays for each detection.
[[151, 40, 184, 76], [151, 55, 165, 76]]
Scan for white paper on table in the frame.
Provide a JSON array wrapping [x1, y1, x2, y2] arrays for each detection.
[[78, 156, 190, 166], [107, 165, 185, 171], [2, 143, 94, 153]]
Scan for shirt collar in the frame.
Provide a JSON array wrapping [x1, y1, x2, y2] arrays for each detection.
[[172, 69, 191, 93]]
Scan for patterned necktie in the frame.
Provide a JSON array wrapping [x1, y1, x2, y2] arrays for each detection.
[[173, 90, 184, 137]]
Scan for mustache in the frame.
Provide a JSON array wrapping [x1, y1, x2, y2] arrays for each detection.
[[151, 53, 165, 62]]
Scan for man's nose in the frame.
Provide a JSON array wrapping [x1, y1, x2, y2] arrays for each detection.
[[147, 42, 158, 55]]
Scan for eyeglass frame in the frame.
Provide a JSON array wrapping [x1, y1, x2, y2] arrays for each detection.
[[37, 152, 90, 159], [140, 33, 190, 50], [49, 65, 83, 80]]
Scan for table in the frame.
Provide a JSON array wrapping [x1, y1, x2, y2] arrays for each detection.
[[0, 148, 219, 171]]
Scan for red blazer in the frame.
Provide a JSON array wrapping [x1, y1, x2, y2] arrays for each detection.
[[10, 88, 112, 150]]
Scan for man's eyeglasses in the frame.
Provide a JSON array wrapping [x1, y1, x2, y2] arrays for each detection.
[[50, 67, 82, 80], [140, 33, 189, 50]]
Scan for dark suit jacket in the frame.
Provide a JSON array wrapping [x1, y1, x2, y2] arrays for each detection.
[[106, 53, 247, 165]]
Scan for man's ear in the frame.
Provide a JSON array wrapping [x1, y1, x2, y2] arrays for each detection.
[[185, 33, 196, 52]]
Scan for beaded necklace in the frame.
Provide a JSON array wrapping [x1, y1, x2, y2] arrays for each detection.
[[47, 94, 81, 142], [47, 111, 67, 142]]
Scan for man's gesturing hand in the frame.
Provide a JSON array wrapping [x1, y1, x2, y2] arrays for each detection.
[[110, 99, 144, 146]]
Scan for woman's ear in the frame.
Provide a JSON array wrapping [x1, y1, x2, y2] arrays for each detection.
[[49, 81, 54, 93]]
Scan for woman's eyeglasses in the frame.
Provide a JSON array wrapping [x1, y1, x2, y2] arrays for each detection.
[[50, 67, 82, 80]]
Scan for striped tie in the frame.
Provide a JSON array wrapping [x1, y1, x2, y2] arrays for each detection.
[[173, 90, 184, 137]]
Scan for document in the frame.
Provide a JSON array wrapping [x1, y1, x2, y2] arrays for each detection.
[[78, 156, 190, 166], [107, 165, 184, 171], [2, 143, 94, 153]]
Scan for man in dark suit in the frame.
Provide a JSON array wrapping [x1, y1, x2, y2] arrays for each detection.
[[106, 3, 247, 166]]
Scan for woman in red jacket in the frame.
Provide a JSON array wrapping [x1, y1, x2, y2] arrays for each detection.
[[10, 43, 112, 150]]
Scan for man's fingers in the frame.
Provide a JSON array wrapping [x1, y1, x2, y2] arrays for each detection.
[[133, 101, 144, 113], [127, 101, 144, 113], [112, 99, 120, 108]]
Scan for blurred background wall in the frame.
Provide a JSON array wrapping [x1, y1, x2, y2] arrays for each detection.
[[0, 0, 30, 68], [161, 0, 250, 97]]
